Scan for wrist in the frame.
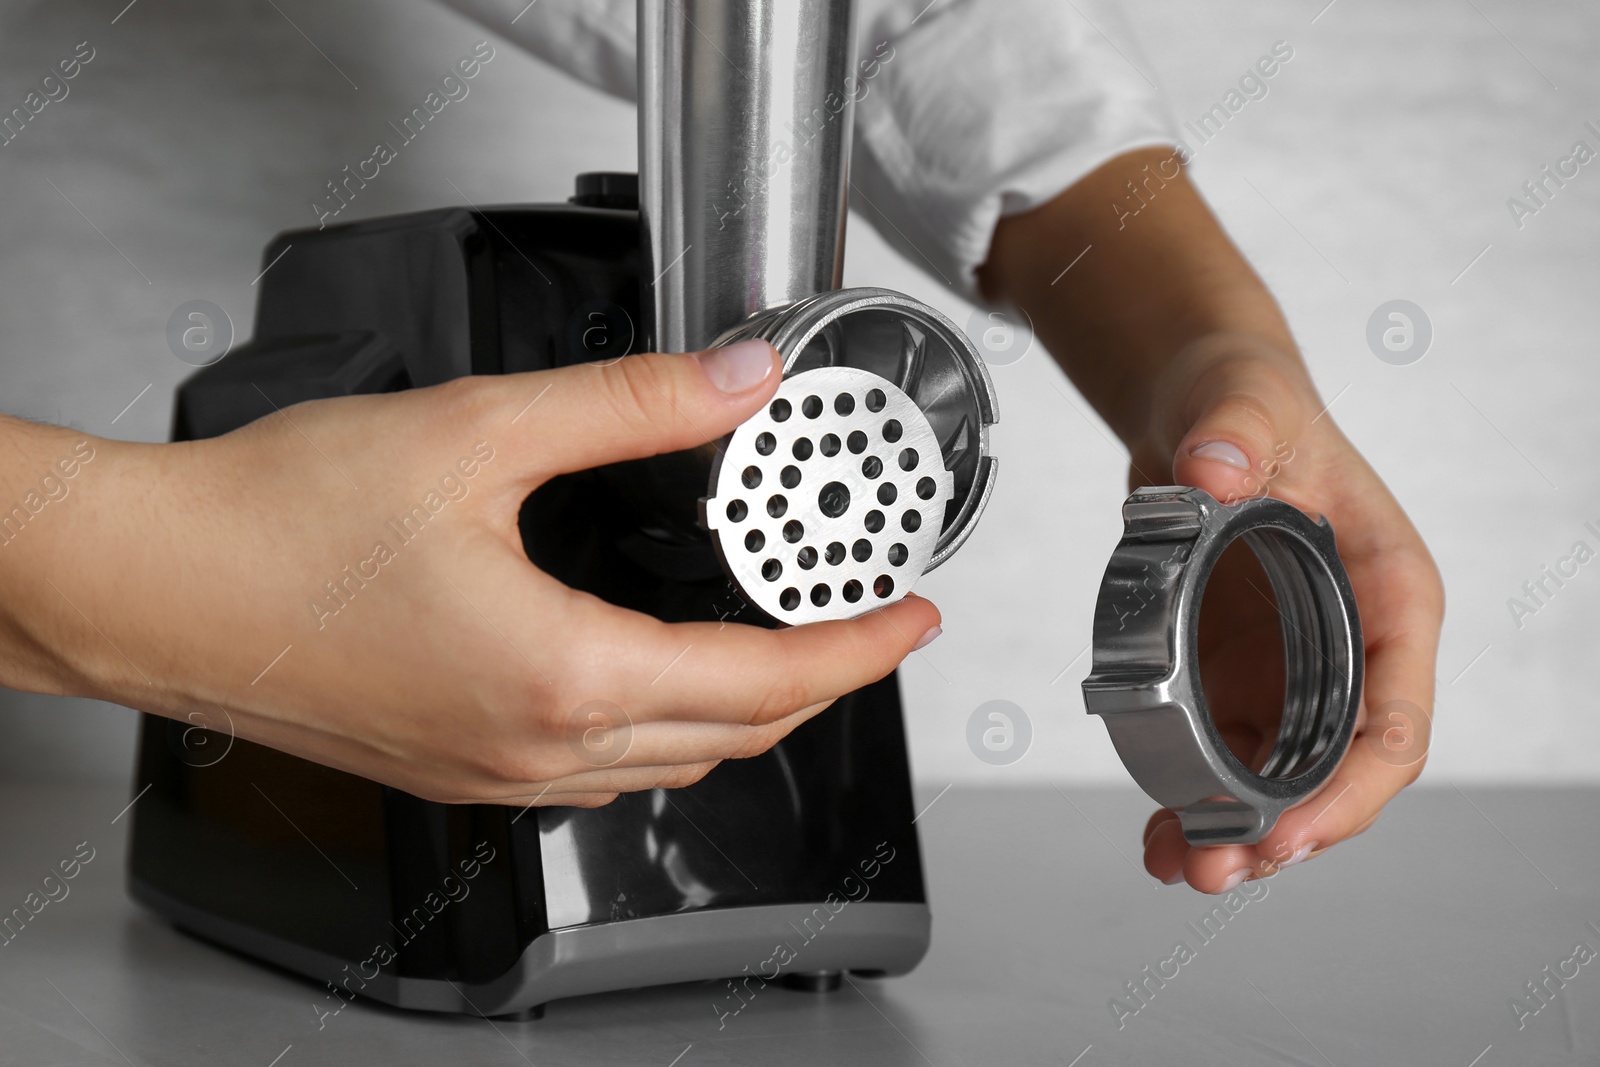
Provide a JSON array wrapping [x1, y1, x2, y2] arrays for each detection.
[[0, 423, 156, 702]]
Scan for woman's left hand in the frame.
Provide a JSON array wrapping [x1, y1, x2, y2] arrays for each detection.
[[1130, 335, 1444, 893]]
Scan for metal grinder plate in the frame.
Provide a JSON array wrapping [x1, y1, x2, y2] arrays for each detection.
[[704, 366, 954, 625]]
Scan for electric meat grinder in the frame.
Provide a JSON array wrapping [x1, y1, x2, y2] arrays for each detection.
[[128, 0, 998, 1018]]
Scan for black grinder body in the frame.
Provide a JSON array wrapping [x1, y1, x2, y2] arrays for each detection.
[[127, 184, 931, 1017]]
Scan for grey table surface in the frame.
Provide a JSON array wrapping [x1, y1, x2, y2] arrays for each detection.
[[0, 781, 1596, 1067]]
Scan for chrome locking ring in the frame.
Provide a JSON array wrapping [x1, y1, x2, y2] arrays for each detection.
[[1081, 487, 1364, 845]]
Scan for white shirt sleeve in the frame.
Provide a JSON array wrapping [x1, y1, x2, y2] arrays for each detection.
[[436, 0, 1177, 298]]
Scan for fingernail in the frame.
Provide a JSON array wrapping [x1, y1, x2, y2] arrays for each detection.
[[912, 625, 942, 651], [1190, 440, 1250, 470], [1161, 869, 1185, 886], [1279, 841, 1317, 869], [699, 340, 775, 393], [1214, 867, 1251, 894]]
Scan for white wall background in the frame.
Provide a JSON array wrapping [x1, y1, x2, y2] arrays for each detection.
[[0, 0, 1594, 786]]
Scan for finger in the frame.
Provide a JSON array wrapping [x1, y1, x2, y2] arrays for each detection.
[[532, 793, 620, 809], [1143, 808, 1178, 847], [426, 553, 933, 781], [1167, 352, 1308, 506], [1182, 841, 1260, 894], [1163, 625, 1435, 887], [1240, 620, 1434, 868], [571, 589, 942, 728], [469, 761, 724, 804], [1249, 543, 1442, 868], [556, 702, 836, 773], [493, 342, 781, 484], [1146, 813, 1274, 893], [1144, 815, 1186, 884], [474, 791, 620, 809], [1347, 810, 1381, 839]]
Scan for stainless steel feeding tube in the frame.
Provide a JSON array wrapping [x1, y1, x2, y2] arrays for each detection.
[[638, 0, 856, 354], [637, 0, 997, 624]]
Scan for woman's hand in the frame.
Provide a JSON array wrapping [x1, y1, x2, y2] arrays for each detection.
[[0, 340, 941, 806], [1130, 335, 1443, 892], [978, 146, 1443, 892]]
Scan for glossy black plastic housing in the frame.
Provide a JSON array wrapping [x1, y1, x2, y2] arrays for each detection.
[[129, 199, 929, 1015]]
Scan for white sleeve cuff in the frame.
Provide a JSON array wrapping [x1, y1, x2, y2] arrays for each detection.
[[849, 0, 1178, 299]]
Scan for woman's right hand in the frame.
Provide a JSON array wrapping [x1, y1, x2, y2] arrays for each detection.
[[0, 340, 941, 806]]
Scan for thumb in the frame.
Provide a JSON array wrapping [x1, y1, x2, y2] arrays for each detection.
[[500, 340, 781, 481], [1168, 359, 1306, 506]]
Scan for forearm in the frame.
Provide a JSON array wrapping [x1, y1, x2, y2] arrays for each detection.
[[0, 414, 113, 695], [976, 147, 1311, 451]]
